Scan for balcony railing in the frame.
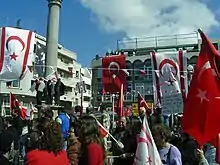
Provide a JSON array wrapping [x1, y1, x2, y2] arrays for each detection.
[[117, 32, 199, 50]]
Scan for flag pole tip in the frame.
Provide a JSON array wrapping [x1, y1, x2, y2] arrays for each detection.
[[198, 29, 203, 33]]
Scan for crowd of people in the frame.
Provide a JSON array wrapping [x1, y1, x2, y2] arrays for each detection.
[[0, 105, 218, 165]]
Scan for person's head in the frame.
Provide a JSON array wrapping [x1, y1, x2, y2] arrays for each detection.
[[152, 124, 172, 148], [139, 107, 146, 116], [26, 129, 43, 151], [78, 115, 105, 158], [0, 130, 14, 157], [69, 127, 75, 138], [38, 119, 63, 154], [4, 117, 13, 128], [78, 115, 100, 144], [127, 116, 142, 135], [75, 106, 81, 113], [59, 108, 67, 114], [41, 106, 53, 119]]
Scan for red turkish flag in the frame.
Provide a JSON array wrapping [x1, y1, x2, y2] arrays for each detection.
[[97, 120, 108, 138], [102, 55, 127, 94], [138, 92, 150, 114], [10, 92, 26, 120], [182, 29, 220, 145]]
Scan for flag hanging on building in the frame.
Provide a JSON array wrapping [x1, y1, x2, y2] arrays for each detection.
[[151, 51, 188, 114], [182, 29, 220, 145], [134, 116, 162, 165], [0, 27, 35, 81], [102, 55, 127, 94]]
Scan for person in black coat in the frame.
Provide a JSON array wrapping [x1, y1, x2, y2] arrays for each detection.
[[0, 130, 15, 165], [46, 80, 54, 105], [54, 78, 65, 105]]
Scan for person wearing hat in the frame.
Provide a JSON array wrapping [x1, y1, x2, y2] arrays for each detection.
[[0, 130, 15, 165]]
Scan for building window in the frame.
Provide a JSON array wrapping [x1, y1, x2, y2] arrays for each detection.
[[76, 71, 79, 78], [125, 93, 132, 101], [135, 83, 144, 95], [146, 67, 152, 81], [83, 96, 90, 102], [12, 80, 20, 88], [213, 43, 218, 50], [97, 69, 102, 77], [86, 84, 91, 90], [127, 83, 132, 92], [97, 95, 102, 101], [75, 98, 79, 105], [144, 95, 154, 102]]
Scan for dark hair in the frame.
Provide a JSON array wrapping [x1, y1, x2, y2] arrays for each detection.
[[152, 124, 172, 142], [128, 116, 142, 134], [41, 106, 54, 119], [37, 118, 63, 155], [26, 129, 42, 152], [5, 116, 13, 125], [75, 105, 81, 113], [79, 115, 106, 160]]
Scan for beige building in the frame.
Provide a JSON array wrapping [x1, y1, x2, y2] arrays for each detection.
[[0, 33, 92, 116], [91, 33, 220, 107]]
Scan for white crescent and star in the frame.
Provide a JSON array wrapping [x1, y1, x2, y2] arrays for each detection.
[[108, 61, 120, 78], [197, 61, 217, 103], [158, 59, 178, 77], [6, 36, 25, 61], [6, 36, 25, 52]]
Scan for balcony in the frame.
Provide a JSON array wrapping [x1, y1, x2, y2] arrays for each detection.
[[60, 92, 75, 102], [60, 77, 76, 88], [117, 32, 199, 51], [57, 59, 73, 72]]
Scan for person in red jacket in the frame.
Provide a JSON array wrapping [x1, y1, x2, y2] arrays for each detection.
[[78, 115, 105, 165], [25, 118, 70, 165]]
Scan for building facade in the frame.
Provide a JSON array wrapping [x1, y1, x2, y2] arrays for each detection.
[[1, 32, 92, 116], [91, 33, 220, 107]]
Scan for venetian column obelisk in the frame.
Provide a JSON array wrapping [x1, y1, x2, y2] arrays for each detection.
[[45, 0, 62, 77]]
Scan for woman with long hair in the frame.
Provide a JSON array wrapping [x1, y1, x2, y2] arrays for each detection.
[[78, 115, 105, 165], [25, 118, 69, 165], [152, 124, 182, 165]]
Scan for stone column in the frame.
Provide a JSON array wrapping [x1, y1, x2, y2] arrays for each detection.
[[45, 0, 62, 77]]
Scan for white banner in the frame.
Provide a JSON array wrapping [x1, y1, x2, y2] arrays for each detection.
[[151, 50, 188, 114], [0, 27, 35, 81]]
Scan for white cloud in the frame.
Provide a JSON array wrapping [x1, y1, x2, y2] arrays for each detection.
[[80, 0, 218, 44]]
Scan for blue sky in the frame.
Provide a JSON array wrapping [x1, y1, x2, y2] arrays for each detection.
[[0, 0, 220, 67]]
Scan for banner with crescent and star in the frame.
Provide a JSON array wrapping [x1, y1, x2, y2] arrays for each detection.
[[102, 55, 127, 94], [0, 27, 35, 81], [151, 50, 188, 114]]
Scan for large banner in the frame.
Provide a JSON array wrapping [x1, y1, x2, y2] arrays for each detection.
[[102, 55, 127, 94], [0, 27, 35, 80], [151, 50, 188, 114]]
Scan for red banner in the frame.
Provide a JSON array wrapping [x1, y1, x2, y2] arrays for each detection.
[[102, 55, 127, 94]]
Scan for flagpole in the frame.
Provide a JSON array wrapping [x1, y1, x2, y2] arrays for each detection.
[[80, 67, 83, 117], [112, 94, 115, 129]]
